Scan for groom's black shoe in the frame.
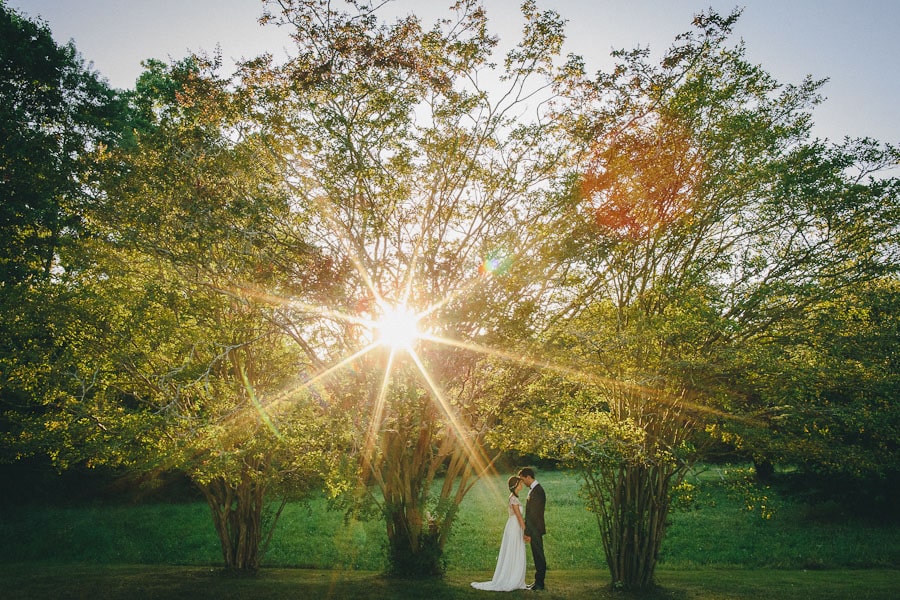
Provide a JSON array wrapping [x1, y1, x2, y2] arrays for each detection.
[[527, 583, 545, 591]]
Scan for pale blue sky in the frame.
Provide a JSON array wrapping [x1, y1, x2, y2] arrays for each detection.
[[10, 0, 900, 144]]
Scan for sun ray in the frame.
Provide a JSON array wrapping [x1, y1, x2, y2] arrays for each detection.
[[288, 300, 373, 328], [273, 152, 383, 305], [339, 242, 382, 303], [416, 276, 485, 321], [290, 341, 381, 396], [238, 361, 284, 440], [360, 347, 397, 479], [419, 332, 595, 381], [210, 282, 375, 329], [418, 332, 755, 424], [407, 348, 494, 482], [207, 340, 383, 442]]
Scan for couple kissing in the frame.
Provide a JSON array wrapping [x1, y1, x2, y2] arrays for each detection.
[[471, 467, 547, 592]]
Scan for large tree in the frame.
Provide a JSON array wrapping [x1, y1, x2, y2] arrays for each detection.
[[13, 55, 350, 572], [0, 1, 129, 479], [723, 276, 900, 492], [496, 9, 900, 590], [239, 0, 569, 576]]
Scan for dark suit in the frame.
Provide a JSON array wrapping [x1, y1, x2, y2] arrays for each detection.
[[524, 482, 547, 587]]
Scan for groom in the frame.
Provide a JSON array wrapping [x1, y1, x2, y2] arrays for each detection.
[[518, 467, 546, 591]]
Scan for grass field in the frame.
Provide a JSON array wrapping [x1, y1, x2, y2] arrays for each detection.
[[1, 564, 898, 599], [1, 467, 898, 597]]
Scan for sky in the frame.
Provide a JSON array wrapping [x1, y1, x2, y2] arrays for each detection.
[[9, 0, 900, 144]]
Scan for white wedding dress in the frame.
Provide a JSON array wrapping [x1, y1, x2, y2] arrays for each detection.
[[471, 494, 527, 592]]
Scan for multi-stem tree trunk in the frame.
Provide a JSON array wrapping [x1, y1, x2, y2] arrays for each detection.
[[197, 466, 275, 573], [366, 367, 487, 578], [583, 461, 685, 590], [579, 386, 695, 590], [379, 431, 475, 578], [380, 416, 443, 578]]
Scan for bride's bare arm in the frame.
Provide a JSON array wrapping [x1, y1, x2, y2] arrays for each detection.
[[512, 503, 525, 530]]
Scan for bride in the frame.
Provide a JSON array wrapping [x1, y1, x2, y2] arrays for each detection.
[[471, 476, 527, 592]]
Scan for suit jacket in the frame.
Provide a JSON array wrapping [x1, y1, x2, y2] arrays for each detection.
[[524, 483, 546, 536]]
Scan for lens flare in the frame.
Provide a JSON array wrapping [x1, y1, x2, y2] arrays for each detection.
[[478, 250, 512, 276]]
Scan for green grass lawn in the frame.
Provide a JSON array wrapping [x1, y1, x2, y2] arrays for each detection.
[[1, 564, 898, 599], [1, 467, 898, 597]]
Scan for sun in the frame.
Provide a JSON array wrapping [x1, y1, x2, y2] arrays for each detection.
[[375, 304, 421, 350]]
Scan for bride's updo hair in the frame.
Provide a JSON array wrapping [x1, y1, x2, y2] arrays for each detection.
[[507, 476, 521, 496]]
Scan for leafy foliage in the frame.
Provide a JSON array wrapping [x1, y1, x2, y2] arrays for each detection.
[[0, 1, 129, 472]]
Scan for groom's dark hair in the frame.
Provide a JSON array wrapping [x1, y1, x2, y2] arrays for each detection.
[[518, 467, 535, 478]]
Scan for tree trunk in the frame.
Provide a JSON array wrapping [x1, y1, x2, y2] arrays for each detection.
[[753, 457, 775, 483], [585, 462, 679, 591], [612, 464, 670, 590], [197, 469, 268, 573], [579, 386, 695, 591], [379, 419, 447, 578], [385, 502, 445, 578]]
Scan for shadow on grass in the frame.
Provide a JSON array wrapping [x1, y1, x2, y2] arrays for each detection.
[[0, 564, 634, 600], [1, 564, 898, 600]]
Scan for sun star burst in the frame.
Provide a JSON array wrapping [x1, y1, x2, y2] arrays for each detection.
[[376, 303, 421, 350]]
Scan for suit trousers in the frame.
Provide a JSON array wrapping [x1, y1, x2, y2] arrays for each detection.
[[530, 533, 546, 585]]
